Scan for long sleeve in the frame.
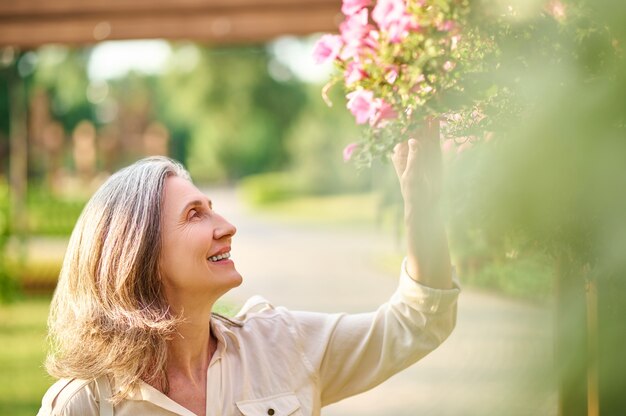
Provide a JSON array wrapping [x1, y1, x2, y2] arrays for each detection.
[[291, 259, 460, 406]]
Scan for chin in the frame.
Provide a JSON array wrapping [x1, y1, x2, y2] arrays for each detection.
[[230, 272, 244, 288], [218, 271, 243, 294]]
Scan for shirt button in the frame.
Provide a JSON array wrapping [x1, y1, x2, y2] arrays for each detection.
[[267, 409, 275, 415]]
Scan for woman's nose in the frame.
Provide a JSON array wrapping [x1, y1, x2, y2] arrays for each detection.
[[214, 213, 237, 240]]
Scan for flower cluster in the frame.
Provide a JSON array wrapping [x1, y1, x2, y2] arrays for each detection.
[[313, 0, 473, 163]]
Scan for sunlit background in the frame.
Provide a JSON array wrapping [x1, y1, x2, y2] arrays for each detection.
[[1, 0, 625, 415]]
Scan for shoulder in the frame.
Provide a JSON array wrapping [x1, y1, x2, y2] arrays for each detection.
[[232, 295, 294, 325], [215, 296, 318, 377], [37, 378, 99, 416], [215, 296, 302, 342]]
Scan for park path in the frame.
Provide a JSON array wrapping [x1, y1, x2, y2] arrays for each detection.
[[209, 187, 557, 416]]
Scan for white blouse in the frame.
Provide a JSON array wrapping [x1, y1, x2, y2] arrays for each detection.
[[38, 260, 460, 416]]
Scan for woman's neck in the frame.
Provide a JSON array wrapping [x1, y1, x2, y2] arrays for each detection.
[[167, 298, 215, 383]]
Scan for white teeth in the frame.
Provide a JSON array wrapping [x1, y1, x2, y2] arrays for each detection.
[[208, 251, 231, 262]]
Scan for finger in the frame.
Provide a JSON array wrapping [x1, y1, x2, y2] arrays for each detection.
[[405, 138, 421, 178], [392, 141, 409, 178]]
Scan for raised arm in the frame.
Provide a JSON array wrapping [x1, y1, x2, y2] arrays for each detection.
[[391, 119, 453, 289], [291, 124, 459, 405]]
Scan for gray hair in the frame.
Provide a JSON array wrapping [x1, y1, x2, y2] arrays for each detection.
[[46, 156, 190, 402]]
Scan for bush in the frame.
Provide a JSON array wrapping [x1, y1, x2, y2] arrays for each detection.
[[238, 172, 303, 206], [26, 192, 85, 236], [284, 85, 372, 195], [460, 253, 554, 302]]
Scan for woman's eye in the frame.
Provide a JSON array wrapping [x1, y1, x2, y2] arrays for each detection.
[[188, 209, 201, 220]]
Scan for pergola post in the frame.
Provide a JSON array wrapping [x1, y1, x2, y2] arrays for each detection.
[[8, 59, 28, 270]]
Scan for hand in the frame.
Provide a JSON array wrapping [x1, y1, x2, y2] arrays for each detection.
[[390, 118, 452, 288], [391, 118, 444, 217]]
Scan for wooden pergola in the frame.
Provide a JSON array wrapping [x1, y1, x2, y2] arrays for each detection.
[[0, 0, 340, 47]]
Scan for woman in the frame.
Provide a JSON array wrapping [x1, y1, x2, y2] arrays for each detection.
[[38, 135, 459, 416]]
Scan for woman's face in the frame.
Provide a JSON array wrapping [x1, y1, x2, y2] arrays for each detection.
[[159, 175, 242, 305]]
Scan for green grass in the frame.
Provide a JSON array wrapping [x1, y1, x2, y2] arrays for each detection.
[[0, 295, 52, 416]]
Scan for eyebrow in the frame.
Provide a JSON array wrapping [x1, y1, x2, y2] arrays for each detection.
[[180, 198, 213, 216]]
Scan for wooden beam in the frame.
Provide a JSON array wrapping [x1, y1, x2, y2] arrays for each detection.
[[0, 6, 341, 47], [0, 0, 342, 47], [0, 0, 339, 18]]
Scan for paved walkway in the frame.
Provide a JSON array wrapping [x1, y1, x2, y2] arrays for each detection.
[[210, 188, 557, 416]]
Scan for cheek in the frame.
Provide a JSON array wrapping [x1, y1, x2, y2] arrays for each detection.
[[161, 229, 213, 277], [159, 248, 182, 288]]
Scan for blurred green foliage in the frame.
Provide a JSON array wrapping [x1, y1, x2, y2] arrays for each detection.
[[0, 179, 13, 302], [25, 186, 86, 236], [0, 178, 86, 300], [450, 0, 626, 274], [0, 295, 50, 416], [157, 45, 309, 182], [238, 172, 302, 205], [240, 82, 376, 204], [32, 48, 93, 134], [445, 0, 626, 409], [285, 84, 373, 195]]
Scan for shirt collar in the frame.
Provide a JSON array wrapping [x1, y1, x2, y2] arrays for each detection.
[[210, 313, 242, 352], [124, 314, 242, 408], [128, 382, 197, 416]]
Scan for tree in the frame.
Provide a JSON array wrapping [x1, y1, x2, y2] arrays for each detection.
[[157, 44, 308, 182]]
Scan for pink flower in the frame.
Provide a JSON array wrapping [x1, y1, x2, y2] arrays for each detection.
[[386, 14, 414, 43], [340, 30, 379, 60], [346, 89, 376, 124], [312, 34, 343, 65], [362, 30, 380, 51], [343, 142, 359, 161], [339, 8, 375, 60], [385, 66, 399, 84], [344, 61, 367, 85], [443, 60, 455, 72], [340, 8, 372, 44], [372, 0, 417, 43], [546, 0, 566, 21], [437, 20, 455, 32], [342, 0, 371, 16], [407, 73, 425, 93], [372, 0, 406, 32], [369, 98, 398, 127]]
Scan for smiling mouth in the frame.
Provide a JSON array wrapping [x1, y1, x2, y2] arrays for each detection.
[[208, 251, 231, 262]]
